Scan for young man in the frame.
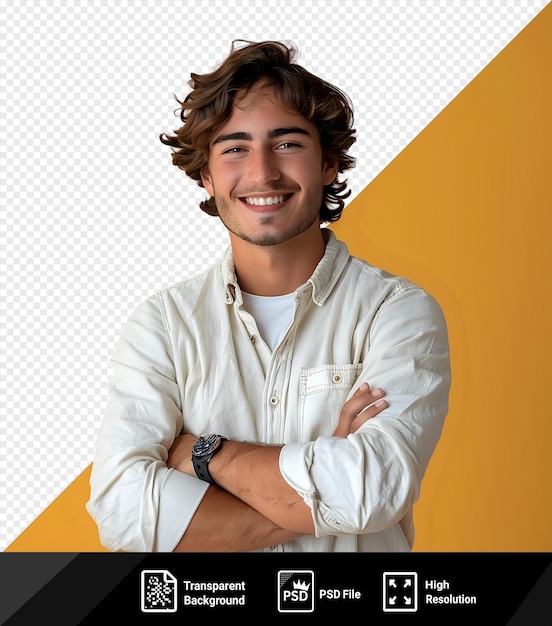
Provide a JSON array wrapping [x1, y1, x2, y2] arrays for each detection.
[[86, 41, 451, 552]]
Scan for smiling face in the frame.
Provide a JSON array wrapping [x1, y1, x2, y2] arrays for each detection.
[[200, 85, 338, 248]]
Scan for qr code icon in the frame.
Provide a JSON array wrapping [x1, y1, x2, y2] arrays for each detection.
[[140, 569, 178, 613]]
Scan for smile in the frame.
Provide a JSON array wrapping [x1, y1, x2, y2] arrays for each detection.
[[242, 194, 290, 206]]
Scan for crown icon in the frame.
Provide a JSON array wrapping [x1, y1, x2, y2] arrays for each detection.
[[293, 580, 311, 591]]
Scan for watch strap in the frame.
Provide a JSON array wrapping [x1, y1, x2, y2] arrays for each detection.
[[192, 452, 217, 485]]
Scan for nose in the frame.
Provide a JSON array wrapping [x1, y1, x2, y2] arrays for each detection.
[[246, 148, 281, 186]]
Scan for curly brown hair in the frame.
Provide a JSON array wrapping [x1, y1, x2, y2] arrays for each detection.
[[160, 40, 357, 222]]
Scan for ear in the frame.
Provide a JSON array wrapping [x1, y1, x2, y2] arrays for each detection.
[[322, 155, 339, 186], [200, 166, 215, 197]]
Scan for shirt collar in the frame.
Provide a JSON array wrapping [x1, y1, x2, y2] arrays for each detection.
[[307, 229, 351, 305], [222, 229, 351, 306]]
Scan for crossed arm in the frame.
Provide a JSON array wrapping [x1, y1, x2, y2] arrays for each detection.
[[167, 382, 388, 552]]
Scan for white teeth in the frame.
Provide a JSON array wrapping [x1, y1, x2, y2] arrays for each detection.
[[244, 195, 285, 206]]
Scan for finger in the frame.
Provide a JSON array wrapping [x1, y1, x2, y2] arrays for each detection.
[[350, 398, 389, 433], [341, 384, 386, 420]]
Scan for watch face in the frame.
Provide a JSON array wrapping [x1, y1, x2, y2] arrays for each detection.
[[192, 434, 223, 457]]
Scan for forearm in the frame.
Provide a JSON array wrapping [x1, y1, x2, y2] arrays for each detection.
[[208, 440, 316, 534], [172, 483, 302, 551]]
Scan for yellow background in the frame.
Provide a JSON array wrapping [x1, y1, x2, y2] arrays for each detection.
[[6, 5, 552, 552]]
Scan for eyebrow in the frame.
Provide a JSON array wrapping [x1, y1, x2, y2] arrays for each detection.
[[212, 126, 311, 146], [268, 127, 311, 139]]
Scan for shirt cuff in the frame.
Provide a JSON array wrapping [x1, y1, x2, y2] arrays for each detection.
[[279, 441, 316, 497], [155, 469, 209, 551], [279, 438, 362, 537]]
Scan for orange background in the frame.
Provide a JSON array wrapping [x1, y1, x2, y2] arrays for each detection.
[[6, 4, 552, 552]]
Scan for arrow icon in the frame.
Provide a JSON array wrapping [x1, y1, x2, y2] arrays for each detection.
[[383, 572, 418, 613]]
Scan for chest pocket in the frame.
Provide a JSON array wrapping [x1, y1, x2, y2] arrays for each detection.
[[298, 363, 363, 441]]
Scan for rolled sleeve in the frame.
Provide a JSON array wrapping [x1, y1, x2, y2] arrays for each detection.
[[280, 284, 451, 538], [86, 295, 207, 552], [155, 470, 208, 551]]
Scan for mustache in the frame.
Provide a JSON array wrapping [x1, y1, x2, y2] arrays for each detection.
[[235, 187, 297, 196]]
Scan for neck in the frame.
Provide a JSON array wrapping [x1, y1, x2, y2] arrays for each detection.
[[231, 227, 326, 296]]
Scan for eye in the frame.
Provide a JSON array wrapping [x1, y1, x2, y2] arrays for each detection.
[[222, 146, 245, 154], [276, 142, 300, 150]]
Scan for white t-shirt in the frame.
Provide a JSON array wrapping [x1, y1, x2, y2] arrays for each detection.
[[241, 291, 295, 351]]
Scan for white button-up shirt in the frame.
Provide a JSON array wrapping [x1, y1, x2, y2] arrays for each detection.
[[87, 230, 451, 552]]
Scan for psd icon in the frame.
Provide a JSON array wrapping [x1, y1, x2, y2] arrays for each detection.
[[277, 570, 315, 613]]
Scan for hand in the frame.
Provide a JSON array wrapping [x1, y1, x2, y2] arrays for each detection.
[[333, 382, 388, 437], [167, 433, 197, 475]]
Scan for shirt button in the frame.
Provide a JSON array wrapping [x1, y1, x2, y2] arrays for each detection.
[[250, 335, 256, 343], [332, 373, 343, 384], [270, 395, 279, 407]]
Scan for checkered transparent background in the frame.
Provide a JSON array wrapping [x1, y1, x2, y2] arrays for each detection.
[[1, 0, 548, 550]]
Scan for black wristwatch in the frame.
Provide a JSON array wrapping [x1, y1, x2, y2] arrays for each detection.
[[191, 434, 227, 486]]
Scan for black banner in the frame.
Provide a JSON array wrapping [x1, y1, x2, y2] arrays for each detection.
[[1, 553, 550, 624]]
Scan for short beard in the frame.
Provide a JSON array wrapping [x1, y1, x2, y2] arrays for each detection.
[[215, 195, 321, 247]]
